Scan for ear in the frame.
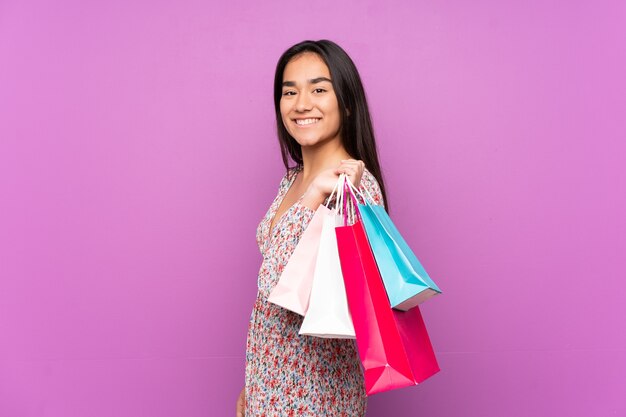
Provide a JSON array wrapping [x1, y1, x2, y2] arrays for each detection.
[[346, 108, 351, 116]]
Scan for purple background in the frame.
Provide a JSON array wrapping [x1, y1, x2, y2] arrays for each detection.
[[1, 1, 625, 416]]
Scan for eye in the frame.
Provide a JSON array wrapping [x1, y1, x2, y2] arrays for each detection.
[[314, 88, 326, 93], [282, 91, 295, 96]]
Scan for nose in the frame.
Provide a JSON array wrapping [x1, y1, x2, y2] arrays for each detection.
[[295, 91, 312, 112]]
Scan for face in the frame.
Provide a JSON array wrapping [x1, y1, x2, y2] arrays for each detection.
[[280, 52, 343, 149]]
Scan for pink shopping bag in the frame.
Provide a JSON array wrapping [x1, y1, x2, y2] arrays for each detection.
[[336, 179, 440, 395], [268, 204, 330, 315]]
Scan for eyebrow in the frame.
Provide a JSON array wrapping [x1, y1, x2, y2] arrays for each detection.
[[282, 77, 332, 87]]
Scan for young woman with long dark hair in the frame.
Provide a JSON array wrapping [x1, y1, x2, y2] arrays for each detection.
[[237, 39, 388, 417]]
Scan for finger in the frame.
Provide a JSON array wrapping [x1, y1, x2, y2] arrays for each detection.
[[350, 160, 365, 170], [347, 170, 362, 185], [339, 164, 357, 172], [340, 160, 360, 168], [341, 159, 364, 166], [339, 161, 364, 175], [339, 168, 356, 177], [345, 169, 358, 179]]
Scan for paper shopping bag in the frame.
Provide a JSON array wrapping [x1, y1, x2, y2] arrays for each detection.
[[336, 218, 440, 395], [342, 178, 441, 311], [268, 204, 330, 315], [299, 209, 355, 339], [358, 202, 441, 310]]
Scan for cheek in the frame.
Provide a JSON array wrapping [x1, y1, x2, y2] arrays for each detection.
[[325, 103, 341, 124], [323, 97, 340, 117]]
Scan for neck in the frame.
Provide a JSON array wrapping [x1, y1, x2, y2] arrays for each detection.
[[300, 137, 352, 182]]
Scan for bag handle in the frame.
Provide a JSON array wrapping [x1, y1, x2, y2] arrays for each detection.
[[326, 173, 344, 210], [335, 174, 352, 225], [331, 174, 378, 224], [343, 175, 377, 206], [341, 176, 364, 225]]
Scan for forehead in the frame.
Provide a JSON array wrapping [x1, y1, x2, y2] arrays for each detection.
[[282, 53, 330, 82]]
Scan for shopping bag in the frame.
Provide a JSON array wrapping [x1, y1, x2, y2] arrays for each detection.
[[336, 180, 440, 395], [268, 176, 345, 316], [345, 179, 441, 311], [268, 204, 329, 315], [299, 207, 356, 339]]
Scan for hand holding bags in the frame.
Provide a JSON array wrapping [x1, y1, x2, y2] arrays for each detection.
[[336, 178, 440, 395]]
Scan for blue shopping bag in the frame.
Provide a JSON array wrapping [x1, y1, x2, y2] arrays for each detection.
[[346, 180, 442, 311]]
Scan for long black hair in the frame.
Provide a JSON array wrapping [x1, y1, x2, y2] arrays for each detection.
[[273, 39, 389, 210]]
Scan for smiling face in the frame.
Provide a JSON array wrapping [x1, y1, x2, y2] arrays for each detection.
[[280, 52, 343, 149]]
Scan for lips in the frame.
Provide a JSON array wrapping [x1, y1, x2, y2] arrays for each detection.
[[294, 118, 321, 127]]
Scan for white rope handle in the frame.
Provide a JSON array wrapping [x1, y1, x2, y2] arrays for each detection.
[[337, 174, 356, 224], [344, 176, 377, 206], [336, 174, 346, 215], [342, 176, 364, 224]]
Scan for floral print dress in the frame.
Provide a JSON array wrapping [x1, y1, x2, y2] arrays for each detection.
[[244, 165, 385, 417]]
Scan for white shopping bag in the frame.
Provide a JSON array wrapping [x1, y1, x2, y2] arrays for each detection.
[[299, 207, 356, 339]]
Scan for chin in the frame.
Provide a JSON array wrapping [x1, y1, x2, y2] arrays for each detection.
[[292, 136, 322, 147]]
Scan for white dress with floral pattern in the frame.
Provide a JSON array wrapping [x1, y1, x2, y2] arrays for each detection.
[[245, 166, 385, 417]]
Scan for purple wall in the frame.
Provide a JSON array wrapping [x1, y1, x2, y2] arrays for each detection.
[[1, 1, 625, 416]]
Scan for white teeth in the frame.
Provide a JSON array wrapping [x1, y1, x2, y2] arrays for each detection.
[[295, 118, 320, 125]]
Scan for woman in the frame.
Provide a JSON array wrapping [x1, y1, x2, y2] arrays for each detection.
[[237, 39, 389, 417]]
